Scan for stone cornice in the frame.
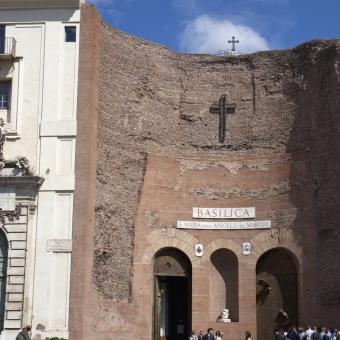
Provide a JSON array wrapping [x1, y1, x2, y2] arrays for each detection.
[[0, 176, 44, 188], [0, 176, 44, 201], [0, 0, 81, 9]]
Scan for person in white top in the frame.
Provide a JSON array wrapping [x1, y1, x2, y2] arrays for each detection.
[[215, 330, 223, 340], [245, 330, 252, 340], [304, 326, 314, 340], [189, 330, 199, 340]]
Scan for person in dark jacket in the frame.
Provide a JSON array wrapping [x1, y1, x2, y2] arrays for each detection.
[[311, 328, 322, 340], [288, 326, 300, 340], [203, 328, 215, 340], [16, 325, 32, 340], [245, 330, 251, 340], [198, 330, 204, 340]]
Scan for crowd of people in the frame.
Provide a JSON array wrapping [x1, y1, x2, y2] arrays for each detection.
[[189, 326, 340, 340], [275, 326, 340, 340], [189, 328, 251, 340]]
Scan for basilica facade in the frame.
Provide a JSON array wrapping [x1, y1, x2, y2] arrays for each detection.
[[70, 4, 340, 340]]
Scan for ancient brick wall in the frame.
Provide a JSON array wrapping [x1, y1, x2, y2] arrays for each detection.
[[293, 44, 340, 303], [71, 5, 340, 340], [95, 22, 340, 304], [69, 4, 101, 340]]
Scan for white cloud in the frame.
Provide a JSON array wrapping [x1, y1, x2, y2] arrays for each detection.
[[179, 15, 270, 54]]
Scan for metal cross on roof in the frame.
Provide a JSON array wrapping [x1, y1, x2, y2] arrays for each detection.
[[228, 36, 239, 52]]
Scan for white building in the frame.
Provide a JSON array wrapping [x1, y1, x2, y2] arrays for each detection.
[[0, 0, 82, 339]]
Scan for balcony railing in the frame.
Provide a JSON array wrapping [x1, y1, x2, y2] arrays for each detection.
[[216, 49, 245, 57], [0, 37, 16, 58]]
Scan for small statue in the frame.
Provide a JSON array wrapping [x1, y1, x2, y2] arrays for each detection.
[[219, 308, 231, 323], [15, 156, 31, 175], [0, 119, 31, 175]]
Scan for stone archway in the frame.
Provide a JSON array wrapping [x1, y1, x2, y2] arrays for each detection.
[[143, 228, 199, 267], [256, 248, 299, 340]]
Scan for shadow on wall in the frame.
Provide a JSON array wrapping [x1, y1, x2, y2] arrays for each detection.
[[286, 41, 340, 306], [210, 249, 239, 322], [256, 248, 299, 340]]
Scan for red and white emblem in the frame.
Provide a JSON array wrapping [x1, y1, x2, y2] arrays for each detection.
[[194, 244, 204, 257]]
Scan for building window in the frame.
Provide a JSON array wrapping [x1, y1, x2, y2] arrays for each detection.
[[0, 81, 11, 110], [65, 26, 76, 42], [0, 26, 5, 54]]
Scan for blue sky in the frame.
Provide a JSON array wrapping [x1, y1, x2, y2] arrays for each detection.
[[90, 0, 340, 54]]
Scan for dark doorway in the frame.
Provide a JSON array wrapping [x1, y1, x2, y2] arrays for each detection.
[[153, 248, 192, 340], [256, 248, 298, 340]]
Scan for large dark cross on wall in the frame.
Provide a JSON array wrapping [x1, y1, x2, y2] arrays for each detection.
[[210, 94, 236, 143]]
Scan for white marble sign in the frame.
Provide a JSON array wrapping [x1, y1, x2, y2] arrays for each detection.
[[0, 188, 16, 211], [47, 239, 72, 253], [193, 207, 255, 219], [177, 220, 271, 230]]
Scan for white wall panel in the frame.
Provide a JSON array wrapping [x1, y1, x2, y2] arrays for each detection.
[[57, 139, 75, 175], [34, 192, 73, 332], [49, 254, 71, 329], [53, 193, 73, 238], [42, 22, 62, 122], [60, 27, 79, 120]]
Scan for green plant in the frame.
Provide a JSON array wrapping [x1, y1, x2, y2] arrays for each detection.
[[45, 337, 67, 340]]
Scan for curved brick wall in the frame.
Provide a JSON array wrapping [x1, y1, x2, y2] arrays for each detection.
[[96, 24, 340, 303], [71, 5, 340, 340]]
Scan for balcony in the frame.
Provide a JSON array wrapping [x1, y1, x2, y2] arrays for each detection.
[[0, 37, 16, 59]]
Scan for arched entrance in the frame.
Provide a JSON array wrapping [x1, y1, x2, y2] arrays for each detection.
[[153, 248, 192, 340], [0, 231, 8, 332], [256, 248, 298, 340]]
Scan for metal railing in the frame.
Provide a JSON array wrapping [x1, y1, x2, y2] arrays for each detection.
[[0, 37, 16, 57], [216, 49, 245, 57]]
